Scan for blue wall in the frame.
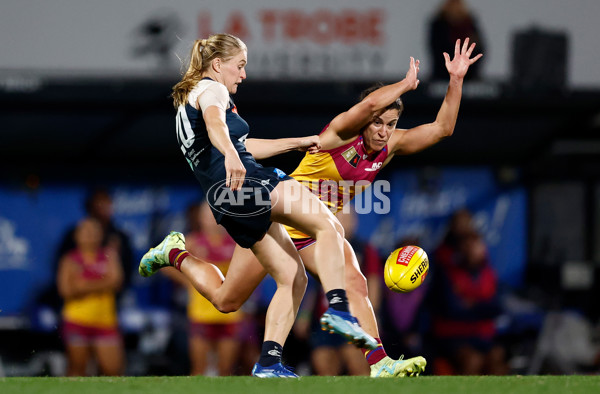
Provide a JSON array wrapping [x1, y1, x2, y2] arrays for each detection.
[[0, 166, 527, 318]]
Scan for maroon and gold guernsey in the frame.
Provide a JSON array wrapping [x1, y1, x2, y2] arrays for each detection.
[[62, 248, 118, 329], [285, 131, 389, 240]]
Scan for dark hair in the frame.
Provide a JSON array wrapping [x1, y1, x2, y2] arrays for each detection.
[[359, 83, 404, 115]]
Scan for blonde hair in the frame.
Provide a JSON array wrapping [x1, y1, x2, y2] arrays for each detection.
[[172, 33, 247, 108]]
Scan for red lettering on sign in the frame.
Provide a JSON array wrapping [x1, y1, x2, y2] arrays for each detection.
[[365, 9, 384, 45], [260, 10, 278, 41], [337, 10, 360, 44], [282, 10, 304, 40], [224, 11, 251, 41], [312, 10, 334, 44], [198, 11, 212, 39], [255, 8, 384, 45]]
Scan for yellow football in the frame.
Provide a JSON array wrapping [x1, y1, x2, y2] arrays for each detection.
[[383, 245, 429, 293]]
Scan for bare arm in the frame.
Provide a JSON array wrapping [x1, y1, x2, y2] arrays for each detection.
[[57, 251, 123, 300], [203, 106, 246, 190], [245, 136, 321, 160], [57, 256, 80, 300], [323, 57, 420, 145], [389, 38, 483, 155]]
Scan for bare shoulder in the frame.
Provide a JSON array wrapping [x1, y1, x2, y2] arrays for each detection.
[[319, 117, 361, 150]]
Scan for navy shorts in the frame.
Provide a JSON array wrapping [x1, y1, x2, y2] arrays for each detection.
[[205, 166, 292, 248]]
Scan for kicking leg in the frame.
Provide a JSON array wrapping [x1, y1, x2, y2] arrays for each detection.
[[139, 232, 267, 313], [181, 245, 267, 313], [271, 180, 377, 349]]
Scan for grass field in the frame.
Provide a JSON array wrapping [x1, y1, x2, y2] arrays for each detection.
[[1, 375, 599, 394]]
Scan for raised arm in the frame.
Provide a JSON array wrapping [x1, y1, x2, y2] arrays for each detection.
[[324, 57, 420, 143], [388, 38, 483, 155], [245, 136, 321, 160]]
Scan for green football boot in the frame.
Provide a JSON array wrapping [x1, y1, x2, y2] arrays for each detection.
[[370, 355, 427, 378], [139, 231, 186, 277]]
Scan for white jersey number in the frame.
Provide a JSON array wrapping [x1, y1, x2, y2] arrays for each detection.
[[176, 106, 195, 153]]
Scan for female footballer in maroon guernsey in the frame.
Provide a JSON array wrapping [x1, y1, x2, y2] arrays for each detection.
[[281, 38, 481, 376]]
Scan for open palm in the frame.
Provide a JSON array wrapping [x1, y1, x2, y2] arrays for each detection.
[[444, 37, 483, 79]]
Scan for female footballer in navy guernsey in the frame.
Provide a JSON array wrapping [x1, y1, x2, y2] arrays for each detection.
[[139, 33, 377, 377]]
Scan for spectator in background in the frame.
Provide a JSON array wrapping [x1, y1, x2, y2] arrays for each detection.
[[294, 209, 379, 376], [56, 217, 125, 376], [162, 201, 248, 376], [434, 208, 475, 268], [429, 226, 508, 375], [57, 188, 134, 291], [429, 0, 485, 81]]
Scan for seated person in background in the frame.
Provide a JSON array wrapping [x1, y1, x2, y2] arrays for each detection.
[[57, 217, 125, 376], [162, 201, 246, 376], [429, 230, 508, 375]]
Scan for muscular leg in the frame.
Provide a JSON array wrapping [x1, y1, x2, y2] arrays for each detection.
[[270, 180, 346, 292], [179, 245, 267, 313], [154, 180, 344, 315], [300, 239, 380, 338], [250, 222, 307, 346]]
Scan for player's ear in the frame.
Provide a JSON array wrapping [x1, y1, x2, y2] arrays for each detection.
[[212, 58, 221, 73]]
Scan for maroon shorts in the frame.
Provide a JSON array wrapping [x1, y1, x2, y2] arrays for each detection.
[[62, 321, 121, 346], [292, 237, 316, 251], [189, 322, 241, 341]]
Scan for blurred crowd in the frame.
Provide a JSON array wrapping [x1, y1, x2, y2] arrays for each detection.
[[8, 188, 588, 377], [1, 185, 600, 377]]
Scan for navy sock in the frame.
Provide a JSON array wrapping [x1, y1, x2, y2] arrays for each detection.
[[326, 289, 350, 313], [258, 340, 283, 367]]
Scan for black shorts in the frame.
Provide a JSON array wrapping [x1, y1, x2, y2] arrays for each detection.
[[205, 166, 292, 248]]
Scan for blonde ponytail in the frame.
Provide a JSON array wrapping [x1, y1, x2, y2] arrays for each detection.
[[172, 34, 247, 108]]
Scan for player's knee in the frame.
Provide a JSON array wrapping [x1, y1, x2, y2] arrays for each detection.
[[318, 217, 345, 241], [332, 218, 345, 239], [215, 298, 243, 314], [294, 267, 308, 294]]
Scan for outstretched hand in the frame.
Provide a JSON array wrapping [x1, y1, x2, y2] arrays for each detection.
[[444, 37, 483, 80], [405, 56, 420, 90]]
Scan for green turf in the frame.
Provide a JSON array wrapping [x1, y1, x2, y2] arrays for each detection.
[[1, 376, 599, 394]]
